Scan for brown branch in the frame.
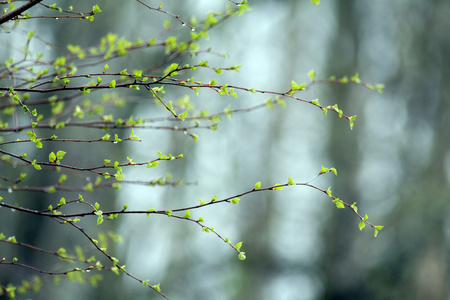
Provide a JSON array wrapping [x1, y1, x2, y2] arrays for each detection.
[[0, 0, 44, 25]]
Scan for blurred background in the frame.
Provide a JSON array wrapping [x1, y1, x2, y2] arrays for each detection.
[[1, 0, 449, 299]]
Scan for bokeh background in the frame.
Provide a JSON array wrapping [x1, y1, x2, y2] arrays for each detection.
[[1, 0, 449, 299]]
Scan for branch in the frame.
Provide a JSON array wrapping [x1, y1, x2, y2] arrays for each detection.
[[0, 0, 44, 25]]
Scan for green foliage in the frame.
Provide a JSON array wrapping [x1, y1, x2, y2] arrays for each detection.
[[0, 1, 384, 298]]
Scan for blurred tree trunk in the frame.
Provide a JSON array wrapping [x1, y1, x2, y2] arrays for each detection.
[[320, 0, 450, 299]]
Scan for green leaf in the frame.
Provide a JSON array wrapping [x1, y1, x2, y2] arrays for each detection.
[[147, 161, 159, 168], [359, 220, 365, 231], [311, 0, 320, 4], [115, 172, 123, 181], [375, 84, 385, 93], [272, 184, 284, 190], [308, 69, 316, 81], [231, 198, 240, 204], [330, 167, 338, 176], [351, 73, 361, 84], [153, 283, 161, 292], [49, 152, 56, 162], [97, 216, 104, 225], [288, 176, 295, 185], [254, 182, 261, 190], [56, 150, 66, 160], [92, 4, 102, 13], [374, 225, 384, 237], [179, 110, 188, 121], [238, 252, 246, 260], [129, 128, 139, 140], [235, 242, 243, 250], [109, 80, 116, 88], [184, 210, 191, 218], [32, 160, 41, 170], [349, 115, 357, 130], [332, 198, 345, 209], [320, 166, 330, 173]]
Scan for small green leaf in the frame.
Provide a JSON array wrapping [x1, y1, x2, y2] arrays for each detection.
[[320, 166, 330, 173], [308, 69, 316, 81], [288, 176, 295, 185], [129, 128, 139, 140], [254, 182, 261, 190], [179, 110, 188, 121], [238, 252, 246, 260], [153, 283, 161, 292], [332, 198, 345, 209], [56, 150, 66, 160], [235, 241, 243, 250], [184, 210, 191, 218], [49, 152, 56, 162], [32, 160, 41, 170], [330, 167, 338, 176], [359, 220, 365, 231], [375, 84, 384, 93], [231, 198, 240, 204], [147, 161, 159, 168], [351, 73, 361, 84], [92, 4, 102, 13], [109, 80, 116, 88], [374, 225, 384, 237], [272, 184, 284, 190]]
